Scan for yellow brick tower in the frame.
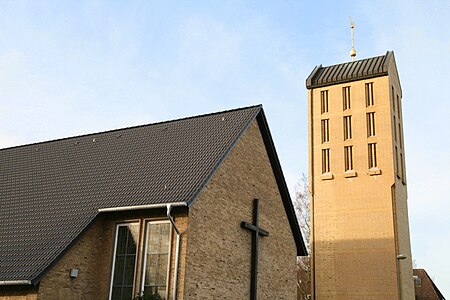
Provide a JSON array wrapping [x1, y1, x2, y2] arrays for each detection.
[[306, 52, 415, 299]]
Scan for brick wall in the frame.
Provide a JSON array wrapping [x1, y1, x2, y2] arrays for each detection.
[[35, 209, 188, 299], [37, 217, 111, 299], [0, 286, 38, 300], [184, 119, 298, 299]]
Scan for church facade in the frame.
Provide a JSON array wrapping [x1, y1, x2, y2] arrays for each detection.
[[306, 51, 415, 299], [0, 106, 307, 299]]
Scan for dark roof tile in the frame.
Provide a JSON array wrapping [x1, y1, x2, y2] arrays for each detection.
[[306, 51, 393, 89]]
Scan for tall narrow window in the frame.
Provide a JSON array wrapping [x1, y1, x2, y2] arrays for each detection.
[[322, 148, 330, 173], [343, 116, 352, 140], [368, 143, 377, 169], [397, 95, 402, 119], [365, 82, 374, 106], [344, 146, 353, 171], [392, 86, 396, 111], [321, 119, 330, 143], [398, 123, 403, 149], [343, 86, 351, 110], [400, 152, 405, 183], [393, 116, 397, 142], [142, 222, 171, 299], [321, 90, 329, 114], [395, 146, 400, 178], [110, 223, 140, 300], [367, 112, 376, 137]]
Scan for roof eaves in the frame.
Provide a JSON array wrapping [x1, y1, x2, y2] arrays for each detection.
[[306, 72, 388, 89], [306, 53, 391, 89], [98, 202, 188, 212], [0, 280, 32, 286]]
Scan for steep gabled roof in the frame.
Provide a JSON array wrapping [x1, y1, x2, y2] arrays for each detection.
[[414, 269, 446, 300], [306, 51, 395, 89], [0, 105, 306, 284]]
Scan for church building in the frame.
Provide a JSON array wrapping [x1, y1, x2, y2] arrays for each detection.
[[0, 105, 307, 299], [306, 51, 415, 299]]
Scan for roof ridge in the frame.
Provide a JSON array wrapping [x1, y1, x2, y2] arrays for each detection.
[[0, 104, 263, 152]]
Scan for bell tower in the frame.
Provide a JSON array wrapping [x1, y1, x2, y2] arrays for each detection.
[[306, 52, 415, 299]]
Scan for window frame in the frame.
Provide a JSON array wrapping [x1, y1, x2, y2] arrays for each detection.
[[109, 220, 173, 300], [322, 148, 330, 174], [109, 222, 141, 300], [321, 119, 330, 143], [367, 112, 376, 137], [368, 143, 377, 169], [344, 145, 353, 172], [321, 90, 329, 114], [392, 86, 396, 112], [343, 115, 352, 140], [140, 220, 173, 299], [365, 82, 374, 106], [342, 86, 351, 110]]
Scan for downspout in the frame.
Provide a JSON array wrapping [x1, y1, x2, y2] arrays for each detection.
[[167, 204, 181, 300]]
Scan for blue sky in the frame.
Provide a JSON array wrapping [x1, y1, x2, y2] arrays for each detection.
[[1, 0, 449, 295]]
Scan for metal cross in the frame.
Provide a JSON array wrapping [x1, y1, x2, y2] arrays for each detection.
[[241, 198, 269, 300]]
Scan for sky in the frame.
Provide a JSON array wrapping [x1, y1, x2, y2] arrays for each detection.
[[1, 0, 449, 295]]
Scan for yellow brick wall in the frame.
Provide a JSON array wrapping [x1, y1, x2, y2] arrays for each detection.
[[309, 70, 414, 299], [184, 119, 298, 299]]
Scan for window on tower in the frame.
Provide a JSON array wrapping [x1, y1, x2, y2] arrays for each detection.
[[344, 146, 353, 171], [343, 86, 351, 110], [343, 116, 352, 140], [400, 152, 406, 184], [321, 119, 330, 143], [322, 148, 330, 174], [395, 146, 400, 179], [321, 90, 329, 114], [367, 112, 376, 137], [392, 86, 396, 112], [368, 143, 377, 169], [393, 116, 397, 142], [365, 82, 374, 106]]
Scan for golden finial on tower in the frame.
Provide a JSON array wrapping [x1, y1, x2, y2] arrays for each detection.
[[350, 17, 356, 60]]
